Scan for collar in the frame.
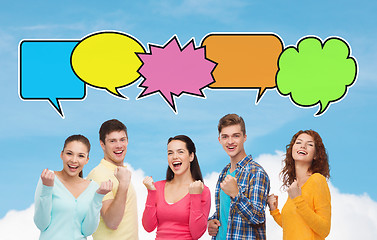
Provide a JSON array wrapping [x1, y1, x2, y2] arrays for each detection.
[[100, 158, 121, 171], [236, 154, 253, 168]]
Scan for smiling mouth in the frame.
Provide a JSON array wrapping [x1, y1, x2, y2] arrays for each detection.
[[172, 161, 182, 169], [68, 164, 79, 170], [298, 150, 307, 155], [114, 150, 123, 155]]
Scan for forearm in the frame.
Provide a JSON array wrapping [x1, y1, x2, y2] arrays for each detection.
[[233, 192, 266, 225], [142, 189, 158, 232], [293, 195, 331, 237], [189, 193, 211, 239], [82, 192, 105, 236], [101, 183, 128, 229], [34, 181, 53, 231], [270, 209, 283, 227]]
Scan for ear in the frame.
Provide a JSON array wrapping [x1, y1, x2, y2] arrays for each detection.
[[190, 152, 194, 162], [60, 151, 63, 160], [100, 140, 105, 151], [85, 157, 89, 165], [244, 134, 247, 142]]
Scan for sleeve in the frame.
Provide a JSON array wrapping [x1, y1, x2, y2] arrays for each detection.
[[270, 209, 283, 227], [232, 169, 270, 225], [292, 175, 331, 238], [189, 186, 211, 240], [87, 169, 115, 202], [142, 189, 158, 232], [81, 190, 105, 236], [33, 178, 53, 231]]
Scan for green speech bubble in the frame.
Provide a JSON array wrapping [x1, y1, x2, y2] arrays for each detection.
[[276, 36, 357, 116]]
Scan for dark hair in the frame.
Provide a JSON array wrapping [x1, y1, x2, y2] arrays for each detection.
[[218, 113, 246, 135], [63, 134, 91, 178], [281, 130, 330, 189], [99, 119, 128, 143], [166, 135, 203, 182]]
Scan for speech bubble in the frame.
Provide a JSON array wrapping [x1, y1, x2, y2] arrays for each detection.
[[136, 35, 216, 113], [200, 33, 284, 103], [276, 36, 357, 116], [71, 31, 145, 98], [19, 40, 85, 118]]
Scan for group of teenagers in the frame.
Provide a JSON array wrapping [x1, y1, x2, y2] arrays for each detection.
[[34, 114, 331, 240]]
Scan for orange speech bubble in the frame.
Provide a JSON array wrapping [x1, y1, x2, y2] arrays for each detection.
[[201, 34, 284, 102]]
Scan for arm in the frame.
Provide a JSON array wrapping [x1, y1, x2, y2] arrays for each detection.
[[34, 169, 55, 231], [142, 189, 158, 232], [292, 176, 331, 238], [82, 181, 112, 236], [82, 192, 105, 236], [270, 209, 283, 227], [101, 167, 131, 230], [34, 179, 53, 231], [189, 186, 211, 239], [267, 194, 282, 227], [232, 170, 270, 225]]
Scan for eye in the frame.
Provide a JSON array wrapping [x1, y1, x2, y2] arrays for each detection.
[[79, 154, 85, 158], [66, 152, 72, 155]]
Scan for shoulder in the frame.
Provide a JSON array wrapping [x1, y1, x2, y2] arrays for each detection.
[[86, 162, 112, 181], [202, 184, 211, 196], [309, 173, 328, 186], [245, 160, 269, 178], [154, 180, 166, 190]]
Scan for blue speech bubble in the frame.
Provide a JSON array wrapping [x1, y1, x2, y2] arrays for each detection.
[[19, 40, 85, 118]]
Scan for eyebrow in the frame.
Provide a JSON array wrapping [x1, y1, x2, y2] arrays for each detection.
[[296, 138, 314, 143], [168, 148, 185, 152]]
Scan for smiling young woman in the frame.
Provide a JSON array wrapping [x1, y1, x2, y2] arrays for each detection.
[[267, 130, 331, 240], [142, 135, 211, 240], [33, 135, 112, 240]]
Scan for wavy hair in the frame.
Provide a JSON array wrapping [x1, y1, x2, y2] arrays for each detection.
[[281, 130, 330, 189]]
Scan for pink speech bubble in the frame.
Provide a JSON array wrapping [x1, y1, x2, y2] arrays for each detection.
[[136, 36, 216, 113]]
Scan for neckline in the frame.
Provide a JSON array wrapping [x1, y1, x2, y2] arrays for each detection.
[[54, 173, 92, 200], [163, 180, 190, 205]]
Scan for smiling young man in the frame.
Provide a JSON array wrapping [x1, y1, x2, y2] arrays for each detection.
[[87, 119, 138, 240], [207, 114, 270, 240]]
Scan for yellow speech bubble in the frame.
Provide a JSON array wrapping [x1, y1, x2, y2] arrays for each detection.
[[71, 31, 145, 97]]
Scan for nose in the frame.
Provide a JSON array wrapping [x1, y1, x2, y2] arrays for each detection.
[[71, 155, 79, 163]]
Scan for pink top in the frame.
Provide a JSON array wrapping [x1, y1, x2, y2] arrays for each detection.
[[142, 180, 211, 240]]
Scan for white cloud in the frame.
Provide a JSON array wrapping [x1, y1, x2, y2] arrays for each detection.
[[1, 153, 377, 239]]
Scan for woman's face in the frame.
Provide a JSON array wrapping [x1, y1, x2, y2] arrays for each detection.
[[167, 140, 194, 177], [292, 133, 316, 164], [60, 141, 89, 177]]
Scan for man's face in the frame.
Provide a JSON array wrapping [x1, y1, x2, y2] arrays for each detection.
[[218, 124, 247, 160], [100, 130, 128, 166]]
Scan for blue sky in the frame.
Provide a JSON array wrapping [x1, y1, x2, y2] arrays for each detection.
[[0, 0, 376, 219]]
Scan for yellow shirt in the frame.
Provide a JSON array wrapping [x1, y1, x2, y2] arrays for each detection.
[[270, 173, 331, 240], [87, 159, 138, 240]]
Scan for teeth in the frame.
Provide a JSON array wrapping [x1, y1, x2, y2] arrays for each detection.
[[172, 162, 182, 166], [68, 165, 78, 169], [115, 151, 123, 154]]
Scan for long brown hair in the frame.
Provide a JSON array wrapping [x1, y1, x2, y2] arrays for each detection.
[[166, 135, 203, 182], [281, 130, 330, 189], [63, 134, 91, 178]]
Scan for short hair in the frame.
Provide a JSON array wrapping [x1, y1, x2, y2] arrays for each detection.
[[99, 119, 127, 143], [218, 114, 246, 135], [166, 135, 203, 182]]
